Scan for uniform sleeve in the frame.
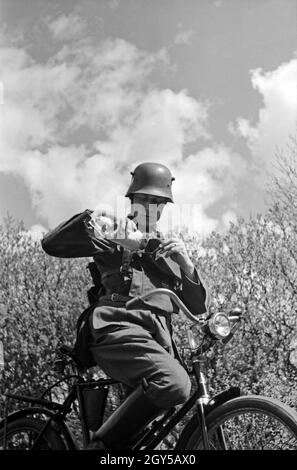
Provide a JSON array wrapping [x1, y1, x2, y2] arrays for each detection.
[[41, 210, 116, 258], [179, 268, 210, 316]]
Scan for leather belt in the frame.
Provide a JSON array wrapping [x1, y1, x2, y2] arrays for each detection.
[[97, 293, 171, 317], [109, 293, 132, 302], [97, 293, 133, 307]]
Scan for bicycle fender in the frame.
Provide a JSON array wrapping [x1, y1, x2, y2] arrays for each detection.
[[0, 407, 77, 450], [175, 387, 241, 450], [204, 387, 241, 414], [0, 406, 55, 427]]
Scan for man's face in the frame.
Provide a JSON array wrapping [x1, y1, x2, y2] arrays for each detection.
[[131, 193, 167, 232]]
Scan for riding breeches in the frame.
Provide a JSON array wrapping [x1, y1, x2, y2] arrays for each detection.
[[88, 305, 192, 410]]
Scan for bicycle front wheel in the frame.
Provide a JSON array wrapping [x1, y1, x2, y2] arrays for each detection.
[[185, 395, 297, 450], [0, 417, 65, 450]]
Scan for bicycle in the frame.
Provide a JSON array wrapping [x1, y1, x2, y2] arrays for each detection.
[[1, 288, 297, 450]]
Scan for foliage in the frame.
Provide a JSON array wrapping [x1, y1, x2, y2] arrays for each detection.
[[0, 215, 133, 445], [174, 214, 297, 405], [0, 215, 90, 408], [0, 147, 297, 447]]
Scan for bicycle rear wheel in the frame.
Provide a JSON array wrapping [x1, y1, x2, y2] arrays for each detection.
[[185, 396, 297, 450], [0, 417, 65, 450]]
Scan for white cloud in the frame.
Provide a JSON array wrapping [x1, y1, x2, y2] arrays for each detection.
[[176, 146, 245, 205], [221, 210, 237, 228], [108, 0, 121, 10], [48, 13, 86, 41], [0, 34, 213, 232], [4, 17, 290, 237], [160, 145, 246, 233], [107, 88, 210, 168], [159, 202, 218, 237], [19, 145, 128, 223], [27, 224, 47, 241], [232, 58, 297, 181], [174, 28, 194, 46]]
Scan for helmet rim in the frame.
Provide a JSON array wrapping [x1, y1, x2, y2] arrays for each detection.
[[125, 162, 174, 203]]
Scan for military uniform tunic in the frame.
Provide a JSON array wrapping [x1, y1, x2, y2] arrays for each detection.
[[42, 210, 209, 409]]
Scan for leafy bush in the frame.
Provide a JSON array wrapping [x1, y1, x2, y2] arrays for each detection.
[[0, 216, 90, 407], [173, 213, 297, 408], [0, 205, 296, 448]]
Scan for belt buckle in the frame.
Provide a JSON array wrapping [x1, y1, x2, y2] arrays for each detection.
[[111, 293, 119, 302]]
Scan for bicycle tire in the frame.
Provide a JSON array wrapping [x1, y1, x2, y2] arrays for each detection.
[[184, 395, 297, 450], [0, 417, 66, 450]]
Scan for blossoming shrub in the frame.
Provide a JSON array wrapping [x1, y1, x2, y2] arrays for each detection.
[[0, 209, 296, 448]]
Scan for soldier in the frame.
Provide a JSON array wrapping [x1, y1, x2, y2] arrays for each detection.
[[42, 162, 209, 450]]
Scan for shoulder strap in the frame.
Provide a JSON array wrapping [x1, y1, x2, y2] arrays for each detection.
[[120, 248, 134, 278]]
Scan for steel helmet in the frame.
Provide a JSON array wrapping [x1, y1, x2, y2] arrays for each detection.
[[125, 162, 175, 202]]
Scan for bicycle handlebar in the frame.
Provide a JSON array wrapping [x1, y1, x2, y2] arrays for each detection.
[[126, 288, 204, 324]]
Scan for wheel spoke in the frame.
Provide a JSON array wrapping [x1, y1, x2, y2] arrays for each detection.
[[0, 418, 62, 450], [210, 410, 297, 450], [189, 399, 297, 450]]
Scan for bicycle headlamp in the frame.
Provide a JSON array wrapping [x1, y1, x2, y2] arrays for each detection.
[[208, 313, 231, 339]]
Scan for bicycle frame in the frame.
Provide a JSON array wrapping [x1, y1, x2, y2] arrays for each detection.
[[1, 360, 241, 450], [1, 288, 243, 450], [130, 353, 241, 451], [1, 375, 117, 450]]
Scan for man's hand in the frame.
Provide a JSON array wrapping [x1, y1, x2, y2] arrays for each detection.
[[89, 210, 145, 251], [157, 236, 196, 281], [89, 210, 118, 239]]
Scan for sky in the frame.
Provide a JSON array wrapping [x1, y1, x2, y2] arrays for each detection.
[[0, 0, 296, 238]]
